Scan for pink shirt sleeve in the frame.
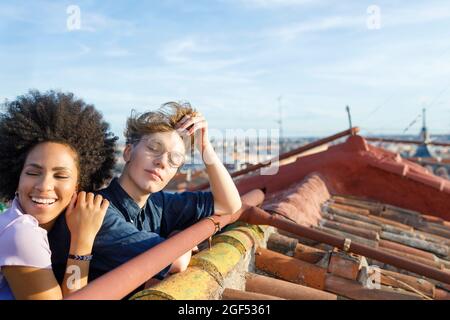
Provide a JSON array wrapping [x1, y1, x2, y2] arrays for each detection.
[[0, 215, 52, 269]]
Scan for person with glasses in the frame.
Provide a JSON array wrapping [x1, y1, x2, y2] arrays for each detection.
[[48, 102, 242, 288]]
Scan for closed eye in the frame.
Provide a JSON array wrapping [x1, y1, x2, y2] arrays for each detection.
[[54, 175, 70, 179]]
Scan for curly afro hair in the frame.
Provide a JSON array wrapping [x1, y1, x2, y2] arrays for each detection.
[[0, 90, 118, 201]]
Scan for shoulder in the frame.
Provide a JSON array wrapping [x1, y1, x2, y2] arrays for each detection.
[[0, 209, 51, 268], [97, 200, 135, 235], [0, 208, 45, 240], [97, 184, 112, 198], [157, 190, 212, 201], [157, 190, 214, 213], [102, 199, 127, 220]]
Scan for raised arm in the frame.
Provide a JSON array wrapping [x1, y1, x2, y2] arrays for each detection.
[[176, 113, 242, 215]]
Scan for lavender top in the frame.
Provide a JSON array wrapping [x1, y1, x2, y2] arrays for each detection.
[[0, 198, 52, 300]]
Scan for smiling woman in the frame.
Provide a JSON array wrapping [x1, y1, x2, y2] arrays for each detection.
[[17, 142, 80, 230], [0, 90, 117, 300]]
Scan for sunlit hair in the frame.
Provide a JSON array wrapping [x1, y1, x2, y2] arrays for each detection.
[[0, 90, 118, 201], [124, 101, 197, 151]]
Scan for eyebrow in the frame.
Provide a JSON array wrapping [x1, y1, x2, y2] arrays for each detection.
[[25, 163, 72, 172], [146, 140, 184, 153]]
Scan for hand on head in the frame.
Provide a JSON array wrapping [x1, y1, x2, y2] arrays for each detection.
[[175, 112, 209, 154]]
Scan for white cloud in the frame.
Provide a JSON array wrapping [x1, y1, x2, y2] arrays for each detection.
[[308, 43, 450, 89], [384, 4, 450, 27], [80, 12, 136, 35], [267, 15, 363, 41], [158, 37, 245, 71], [160, 38, 204, 63], [261, 2, 450, 42]]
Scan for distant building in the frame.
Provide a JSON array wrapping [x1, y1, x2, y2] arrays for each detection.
[[413, 108, 433, 158]]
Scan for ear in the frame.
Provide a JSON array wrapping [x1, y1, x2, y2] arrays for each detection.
[[123, 144, 133, 163]]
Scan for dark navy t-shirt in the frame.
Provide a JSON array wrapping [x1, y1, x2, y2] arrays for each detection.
[[48, 178, 214, 283]]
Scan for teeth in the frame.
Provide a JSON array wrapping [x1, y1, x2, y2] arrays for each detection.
[[31, 197, 56, 205]]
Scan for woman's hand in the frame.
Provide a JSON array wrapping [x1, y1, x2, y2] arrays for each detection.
[[65, 192, 109, 253]]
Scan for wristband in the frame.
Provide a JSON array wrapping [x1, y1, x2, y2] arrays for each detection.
[[68, 254, 93, 261]]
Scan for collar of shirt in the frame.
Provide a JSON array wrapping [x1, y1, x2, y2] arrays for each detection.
[[11, 198, 25, 216], [102, 178, 146, 224], [0, 197, 41, 229], [99, 178, 165, 234]]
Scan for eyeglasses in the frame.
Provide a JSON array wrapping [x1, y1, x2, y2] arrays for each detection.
[[135, 138, 185, 168]]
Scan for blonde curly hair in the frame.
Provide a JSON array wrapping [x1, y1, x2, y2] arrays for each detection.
[[125, 102, 198, 150]]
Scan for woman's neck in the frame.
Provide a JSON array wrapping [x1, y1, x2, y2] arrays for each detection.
[[39, 219, 56, 231]]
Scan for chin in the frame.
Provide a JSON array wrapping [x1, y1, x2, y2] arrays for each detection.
[[22, 203, 62, 225], [141, 181, 164, 193]]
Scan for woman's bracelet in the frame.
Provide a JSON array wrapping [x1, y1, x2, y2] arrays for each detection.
[[68, 254, 93, 261]]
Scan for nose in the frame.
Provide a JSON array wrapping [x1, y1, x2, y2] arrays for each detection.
[[34, 173, 54, 192], [152, 152, 169, 169]]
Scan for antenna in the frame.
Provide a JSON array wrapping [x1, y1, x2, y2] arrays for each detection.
[[277, 96, 283, 152], [346, 105, 353, 133], [422, 108, 426, 129]]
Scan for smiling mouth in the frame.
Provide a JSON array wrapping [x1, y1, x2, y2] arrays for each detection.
[[31, 197, 57, 206]]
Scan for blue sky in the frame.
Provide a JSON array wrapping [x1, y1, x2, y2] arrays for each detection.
[[1, 0, 450, 139]]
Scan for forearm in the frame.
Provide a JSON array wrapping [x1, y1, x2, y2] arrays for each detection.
[[61, 240, 93, 297], [202, 143, 242, 215]]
